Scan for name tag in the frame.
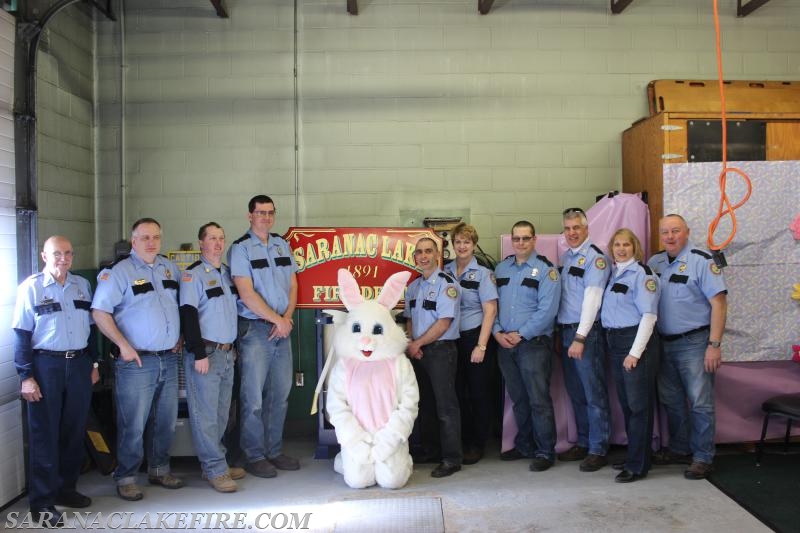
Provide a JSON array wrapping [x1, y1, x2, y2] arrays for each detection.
[[610, 283, 629, 294]]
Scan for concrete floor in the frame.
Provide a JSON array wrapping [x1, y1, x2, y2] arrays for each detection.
[[1, 440, 770, 532]]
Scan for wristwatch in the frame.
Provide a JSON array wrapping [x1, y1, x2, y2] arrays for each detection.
[[707, 341, 721, 348], [92, 362, 100, 369], [476, 344, 487, 351]]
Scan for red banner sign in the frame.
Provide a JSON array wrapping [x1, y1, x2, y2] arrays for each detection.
[[283, 227, 441, 308]]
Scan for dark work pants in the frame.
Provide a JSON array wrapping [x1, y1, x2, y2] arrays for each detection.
[[456, 327, 496, 450]]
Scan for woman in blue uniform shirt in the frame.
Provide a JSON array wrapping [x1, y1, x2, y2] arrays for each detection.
[[600, 229, 660, 483]]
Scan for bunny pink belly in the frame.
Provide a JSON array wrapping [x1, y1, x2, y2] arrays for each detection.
[[344, 359, 397, 433]]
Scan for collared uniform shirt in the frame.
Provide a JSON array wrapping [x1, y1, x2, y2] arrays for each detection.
[[403, 267, 461, 341], [647, 243, 727, 336], [493, 253, 561, 340], [558, 239, 610, 325], [228, 229, 297, 319], [601, 261, 660, 329], [180, 258, 238, 344], [91, 251, 181, 351], [444, 257, 498, 331], [12, 270, 93, 351]]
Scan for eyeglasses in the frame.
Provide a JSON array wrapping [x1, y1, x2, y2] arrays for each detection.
[[562, 207, 586, 216], [511, 236, 534, 243], [49, 251, 74, 259], [252, 210, 276, 217]]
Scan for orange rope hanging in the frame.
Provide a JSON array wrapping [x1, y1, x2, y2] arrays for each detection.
[[707, 0, 753, 252]]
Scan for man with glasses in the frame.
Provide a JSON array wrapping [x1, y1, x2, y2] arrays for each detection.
[[558, 207, 611, 472], [13, 236, 99, 526], [92, 218, 184, 501], [647, 214, 727, 480], [493, 221, 560, 472], [229, 195, 299, 478]]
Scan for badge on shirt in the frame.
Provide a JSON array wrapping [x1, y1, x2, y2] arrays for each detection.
[[710, 263, 721, 275], [446, 286, 458, 299], [595, 257, 607, 270], [428, 291, 436, 300], [678, 263, 687, 273], [531, 268, 539, 277], [40, 297, 54, 305], [467, 271, 476, 281], [182, 272, 193, 282], [548, 268, 559, 281], [578, 257, 585, 266], [164, 269, 172, 280], [645, 278, 657, 293], [134, 279, 147, 286], [208, 279, 218, 287]]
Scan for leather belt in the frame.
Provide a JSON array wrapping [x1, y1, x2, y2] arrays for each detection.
[[661, 325, 710, 342], [605, 325, 639, 334], [34, 348, 87, 358], [522, 335, 551, 343], [559, 322, 580, 329], [139, 349, 172, 356], [203, 339, 233, 352]]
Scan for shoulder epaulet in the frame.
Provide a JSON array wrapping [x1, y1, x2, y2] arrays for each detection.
[[438, 272, 455, 283], [691, 249, 712, 260], [638, 262, 653, 275], [652, 250, 666, 257], [186, 260, 202, 271], [590, 244, 604, 255], [109, 254, 130, 268], [536, 254, 554, 267], [270, 232, 281, 239], [504, 254, 515, 261], [158, 253, 168, 258], [233, 233, 249, 245]]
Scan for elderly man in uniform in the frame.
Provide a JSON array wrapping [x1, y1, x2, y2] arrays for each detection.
[[229, 195, 299, 478], [557, 207, 611, 472], [648, 214, 727, 480], [180, 222, 245, 492], [404, 237, 462, 478], [493, 221, 561, 472], [12, 236, 99, 526], [92, 218, 183, 501]]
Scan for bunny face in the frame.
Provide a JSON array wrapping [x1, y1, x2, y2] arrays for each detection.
[[333, 301, 407, 362]]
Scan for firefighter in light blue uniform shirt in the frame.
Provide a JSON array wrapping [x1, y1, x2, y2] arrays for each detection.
[[180, 222, 242, 492], [12, 236, 97, 524], [646, 214, 727, 480], [91, 218, 183, 501], [405, 271, 461, 342], [492, 221, 560, 470], [557, 207, 611, 470]]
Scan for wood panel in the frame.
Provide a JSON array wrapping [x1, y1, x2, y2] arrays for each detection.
[[766, 122, 800, 160], [648, 80, 800, 116]]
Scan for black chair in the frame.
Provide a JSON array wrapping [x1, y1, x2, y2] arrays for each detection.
[[756, 393, 800, 465]]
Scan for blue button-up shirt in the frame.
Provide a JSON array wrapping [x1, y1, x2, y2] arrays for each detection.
[[600, 261, 660, 329], [228, 229, 297, 319], [12, 270, 93, 351], [91, 251, 181, 351], [444, 258, 498, 331], [403, 267, 461, 341], [558, 239, 610, 325], [647, 243, 727, 336], [493, 253, 560, 339], [180, 258, 238, 344]]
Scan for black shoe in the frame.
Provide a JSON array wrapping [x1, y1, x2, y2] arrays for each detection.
[[30, 507, 65, 528], [529, 457, 553, 472], [579, 453, 608, 472], [431, 462, 461, 478], [615, 470, 646, 483], [652, 449, 692, 465], [500, 448, 526, 461], [55, 490, 91, 508], [611, 461, 625, 471], [462, 446, 483, 465], [557, 445, 588, 462]]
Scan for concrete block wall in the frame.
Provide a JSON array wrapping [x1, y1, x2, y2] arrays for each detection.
[[35, 4, 95, 269], [95, 0, 800, 258]]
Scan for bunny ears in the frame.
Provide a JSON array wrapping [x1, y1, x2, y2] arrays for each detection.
[[338, 268, 411, 311]]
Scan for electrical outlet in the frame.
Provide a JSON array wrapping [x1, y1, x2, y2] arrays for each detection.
[[295, 372, 304, 387]]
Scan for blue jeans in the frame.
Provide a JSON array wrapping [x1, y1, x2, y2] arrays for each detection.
[[237, 319, 293, 462], [497, 337, 556, 461], [28, 353, 92, 510], [113, 352, 179, 485], [561, 325, 610, 455], [658, 329, 715, 464], [185, 347, 235, 479], [606, 327, 658, 475]]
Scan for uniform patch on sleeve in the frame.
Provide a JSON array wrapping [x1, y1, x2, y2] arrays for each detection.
[[645, 278, 657, 293], [595, 257, 607, 270], [182, 272, 193, 282], [99, 271, 110, 281], [710, 263, 721, 275], [489, 273, 496, 285], [446, 286, 458, 299], [548, 268, 559, 281]]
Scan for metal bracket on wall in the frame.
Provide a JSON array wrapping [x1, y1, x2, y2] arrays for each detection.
[[478, 0, 494, 15], [210, 0, 228, 18], [737, 0, 771, 17], [611, 0, 634, 14], [347, 0, 357, 15]]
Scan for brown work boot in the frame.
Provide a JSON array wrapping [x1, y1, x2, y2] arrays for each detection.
[[652, 449, 692, 465], [579, 453, 608, 472], [148, 473, 185, 489], [557, 445, 588, 462], [245, 459, 277, 478], [684, 461, 713, 480], [228, 466, 246, 480], [208, 472, 238, 493], [117, 483, 144, 501]]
